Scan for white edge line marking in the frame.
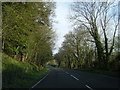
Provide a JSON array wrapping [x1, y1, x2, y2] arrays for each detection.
[[85, 85, 93, 90], [70, 75, 79, 80], [31, 73, 49, 88]]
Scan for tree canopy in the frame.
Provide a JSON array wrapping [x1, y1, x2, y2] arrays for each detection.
[[55, 2, 119, 71], [2, 2, 56, 67]]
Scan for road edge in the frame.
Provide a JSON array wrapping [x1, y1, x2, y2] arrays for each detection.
[[30, 73, 49, 89]]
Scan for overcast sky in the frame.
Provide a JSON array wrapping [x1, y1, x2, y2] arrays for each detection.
[[52, 2, 72, 54]]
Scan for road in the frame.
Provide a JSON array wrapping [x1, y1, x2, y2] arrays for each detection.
[[31, 66, 120, 89]]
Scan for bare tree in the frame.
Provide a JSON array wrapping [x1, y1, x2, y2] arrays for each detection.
[[70, 2, 119, 69]]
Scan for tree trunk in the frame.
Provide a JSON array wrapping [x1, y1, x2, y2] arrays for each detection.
[[94, 29, 105, 69], [14, 54, 17, 60], [21, 53, 25, 62], [58, 61, 61, 67], [14, 46, 19, 60], [2, 39, 4, 50], [103, 28, 109, 69]]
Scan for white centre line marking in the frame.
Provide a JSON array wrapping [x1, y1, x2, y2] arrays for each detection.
[[70, 75, 79, 80], [31, 73, 49, 88], [85, 85, 93, 90], [65, 72, 69, 74]]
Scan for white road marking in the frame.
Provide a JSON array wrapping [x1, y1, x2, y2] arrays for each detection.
[[70, 75, 79, 80], [31, 73, 49, 88], [65, 72, 69, 74], [85, 85, 93, 90]]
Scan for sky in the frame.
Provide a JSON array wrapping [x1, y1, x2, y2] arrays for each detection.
[[52, 2, 72, 55], [52, 1, 119, 55]]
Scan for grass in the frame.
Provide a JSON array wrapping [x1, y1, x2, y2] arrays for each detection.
[[2, 53, 50, 88], [74, 68, 120, 78], [61, 66, 120, 78]]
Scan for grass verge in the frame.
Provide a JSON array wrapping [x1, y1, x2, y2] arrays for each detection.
[[61, 67, 120, 78], [74, 68, 120, 78], [2, 53, 50, 88]]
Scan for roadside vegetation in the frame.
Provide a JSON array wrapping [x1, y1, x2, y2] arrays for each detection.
[[2, 53, 49, 88], [66, 68, 120, 78], [47, 60, 58, 67], [79, 69, 120, 78], [54, 2, 120, 77], [2, 2, 56, 88]]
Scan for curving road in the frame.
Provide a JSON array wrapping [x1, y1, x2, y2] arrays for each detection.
[[31, 66, 120, 89]]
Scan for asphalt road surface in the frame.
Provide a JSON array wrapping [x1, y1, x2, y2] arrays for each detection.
[[31, 66, 120, 89]]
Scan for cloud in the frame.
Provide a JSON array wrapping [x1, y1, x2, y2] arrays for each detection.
[[52, 2, 72, 54]]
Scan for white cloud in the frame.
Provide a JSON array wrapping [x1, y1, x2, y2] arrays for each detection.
[[52, 2, 72, 54]]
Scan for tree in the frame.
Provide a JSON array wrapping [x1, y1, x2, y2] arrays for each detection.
[[55, 26, 94, 69], [54, 48, 65, 67], [2, 2, 56, 67], [70, 2, 119, 69]]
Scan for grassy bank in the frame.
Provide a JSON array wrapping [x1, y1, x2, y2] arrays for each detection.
[[2, 53, 50, 88], [75, 68, 120, 78], [61, 66, 120, 78]]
